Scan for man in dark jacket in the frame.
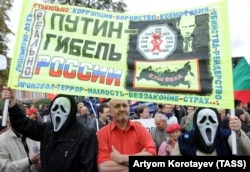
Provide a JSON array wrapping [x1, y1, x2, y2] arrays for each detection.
[[1, 86, 98, 172]]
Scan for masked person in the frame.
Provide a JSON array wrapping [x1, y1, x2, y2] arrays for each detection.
[[172, 107, 250, 156], [1, 86, 98, 172]]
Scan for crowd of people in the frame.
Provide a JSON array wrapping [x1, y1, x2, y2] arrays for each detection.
[[1, 86, 250, 172]]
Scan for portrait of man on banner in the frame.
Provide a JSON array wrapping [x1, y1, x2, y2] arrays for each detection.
[[126, 13, 212, 95]]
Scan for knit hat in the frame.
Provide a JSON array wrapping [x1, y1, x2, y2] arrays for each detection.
[[27, 108, 37, 115], [166, 123, 181, 133]]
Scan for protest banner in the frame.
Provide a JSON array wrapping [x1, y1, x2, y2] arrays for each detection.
[[8, 0, 234, 109], [131, 118, 155, 132]]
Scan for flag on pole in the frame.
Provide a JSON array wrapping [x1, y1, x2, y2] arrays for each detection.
[[233, 57, 250, 105]]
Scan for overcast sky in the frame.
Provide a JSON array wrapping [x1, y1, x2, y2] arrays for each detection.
[[9, 0, 250, 63]]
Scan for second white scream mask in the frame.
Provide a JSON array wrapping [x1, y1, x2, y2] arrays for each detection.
[[196, 108, 219, 146]]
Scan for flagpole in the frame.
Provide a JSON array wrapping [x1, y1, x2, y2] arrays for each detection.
[[2, 99, 9, 127], [87, 98, 99, 131], [230, 109, 237, 155]]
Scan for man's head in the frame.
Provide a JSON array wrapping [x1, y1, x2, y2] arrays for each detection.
[[79, 106, 89, 116], [162, 104, 173, 114], [38, 104, 44, 110], [137, 105, 150, 119], [77, 102, 84, 113], [177, 15, 196, 39], [154, 113, 167, 130], [98, 103, 110, 121], [108, 99, 129, 123], [186, 106, 196, 115]]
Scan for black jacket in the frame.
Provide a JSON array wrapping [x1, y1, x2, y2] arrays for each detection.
[[9, 102, 98, 172]]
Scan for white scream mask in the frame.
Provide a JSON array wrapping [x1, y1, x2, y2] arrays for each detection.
[[196, 109, 219, 146], [50, 97, 71, 132]]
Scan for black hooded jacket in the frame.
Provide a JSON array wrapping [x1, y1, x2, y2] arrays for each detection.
[[178, 107, 232, 155], [8, 94, 98, 172]]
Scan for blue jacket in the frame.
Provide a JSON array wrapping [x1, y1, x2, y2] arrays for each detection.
[[178, 129, 232, 156]]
